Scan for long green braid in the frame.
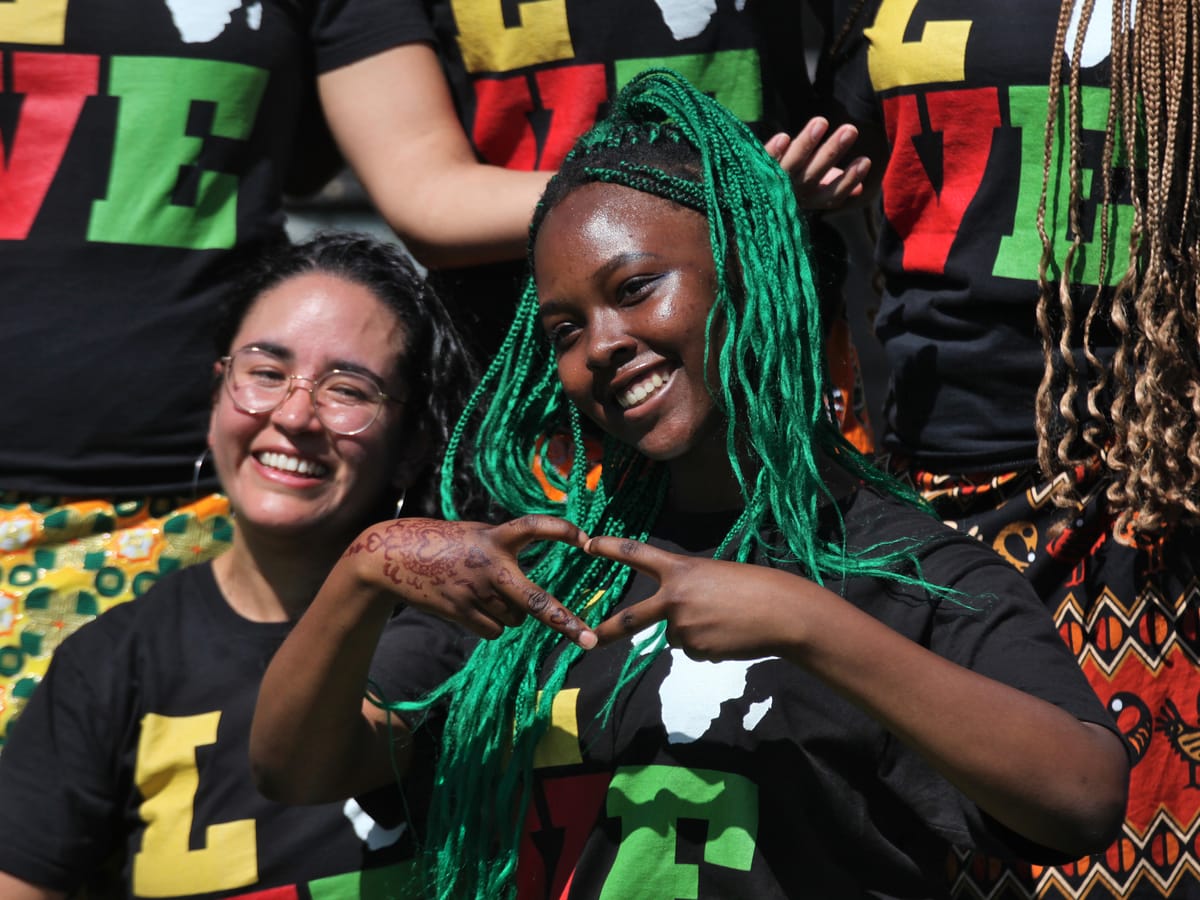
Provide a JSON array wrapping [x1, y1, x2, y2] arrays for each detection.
[[408, 68, 952, 898]]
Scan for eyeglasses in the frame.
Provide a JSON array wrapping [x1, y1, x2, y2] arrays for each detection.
[[220, 346, 395, 436]]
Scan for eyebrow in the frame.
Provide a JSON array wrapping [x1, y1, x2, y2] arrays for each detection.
[[237, 342, 390, 388]]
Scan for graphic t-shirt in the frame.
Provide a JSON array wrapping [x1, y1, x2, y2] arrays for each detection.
[[0, 0, 430, 495], [831, 0, 1129, 472], [0, 563, 432, 898], [371, 487, 1120, 898]]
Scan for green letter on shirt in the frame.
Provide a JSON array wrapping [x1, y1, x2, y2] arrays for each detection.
[[601, 765, 758, 899], [89, 56, 268, 250], [994, 84, 1134, 286], [615, 50, 762, 125]]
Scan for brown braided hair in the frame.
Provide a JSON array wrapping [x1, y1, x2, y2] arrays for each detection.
[[1036, 0, 1200, 537]]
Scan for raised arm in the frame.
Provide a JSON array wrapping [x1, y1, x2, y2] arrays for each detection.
[[250, 516, 594, 805], [586, 537, 1129, 858], [317, 43, 551, 269]]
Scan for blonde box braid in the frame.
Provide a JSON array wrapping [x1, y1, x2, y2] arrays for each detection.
[[411, 68, 950, 899], [1036, 0, 1200, 536]]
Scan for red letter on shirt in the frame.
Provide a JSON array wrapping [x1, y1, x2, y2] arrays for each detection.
[[0, 52, 99, 239], [472, 64, 607, 171], [881, 87, 1001, 274]]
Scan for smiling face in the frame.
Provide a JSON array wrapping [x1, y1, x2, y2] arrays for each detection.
[[534, 181, 728, 483], [208, 271, 409, 544]]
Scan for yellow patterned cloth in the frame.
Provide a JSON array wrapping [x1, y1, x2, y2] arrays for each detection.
[[0, 492, 233, 746]]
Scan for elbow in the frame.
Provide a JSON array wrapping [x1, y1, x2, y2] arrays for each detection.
[[250, 761, 291, 805], [250, 748, 340, 807], [247, 719, 324, 806], [248, 736, 305, 805], [1070, 764, 1130, 856], [1047, 740, 1131, 858]]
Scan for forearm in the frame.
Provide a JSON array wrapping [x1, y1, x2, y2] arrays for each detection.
[[780, 583, 1128, 854], [250, 551, 402, 804], [374, 164, 549, 269], [319, 44, 551, 270]]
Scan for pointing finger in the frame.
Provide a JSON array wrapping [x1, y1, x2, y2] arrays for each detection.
[[583, 535, 676, 581], [494, 567, 597, 650], [592, 597, 668, 648], [495, 514, 590, 555]]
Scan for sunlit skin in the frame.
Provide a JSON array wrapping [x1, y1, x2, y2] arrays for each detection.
[[208, 273, 412, 619], [534, 182, 739, 511], [210, 273, 408, 544]]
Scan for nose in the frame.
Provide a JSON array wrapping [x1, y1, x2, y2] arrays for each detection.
[[585, 311, 637, 371], [269, 377, 322, 433]]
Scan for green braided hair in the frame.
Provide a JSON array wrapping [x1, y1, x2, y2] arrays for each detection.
[[411, 68, 949, 898]]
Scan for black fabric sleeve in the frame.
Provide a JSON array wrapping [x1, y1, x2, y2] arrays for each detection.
[[838, 489, 1122, 863], [311, 0, 435, 74], [368, 607, 474, 729], [874, 542, 1122, 863], [357, 608, 474, 829]]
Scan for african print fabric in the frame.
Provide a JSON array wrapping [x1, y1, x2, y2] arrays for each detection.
[[0, 492, 232, 747], [908, 465, 1200, 899]]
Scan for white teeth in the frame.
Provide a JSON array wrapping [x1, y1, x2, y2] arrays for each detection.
[[618, 373, 667, 409], [257, 451, 329, 478]]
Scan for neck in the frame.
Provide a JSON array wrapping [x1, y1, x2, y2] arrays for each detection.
[[212, 527, 350, 623], [666, 430, 747, 513]]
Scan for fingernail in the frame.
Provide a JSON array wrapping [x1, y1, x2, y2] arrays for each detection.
[[807, 118, 828, 140], [578, 630, 597, 650]]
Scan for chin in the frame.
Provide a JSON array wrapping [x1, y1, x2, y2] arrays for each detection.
[[238, 500, 336, 535], [635, 428, 704, 460]]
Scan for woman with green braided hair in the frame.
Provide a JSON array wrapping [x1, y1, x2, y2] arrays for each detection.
[[251, 69, 1128, 898]]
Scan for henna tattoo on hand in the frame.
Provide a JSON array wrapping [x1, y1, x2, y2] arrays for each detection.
[[368, 520, 480, 588], [525, 588, 550, 615]]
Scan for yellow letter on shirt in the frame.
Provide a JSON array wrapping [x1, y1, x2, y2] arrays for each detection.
[[133, 713, 258, 897], [450, 0, 574, 73], [0, 0, 69, 45], [866, 0, 971, 91]]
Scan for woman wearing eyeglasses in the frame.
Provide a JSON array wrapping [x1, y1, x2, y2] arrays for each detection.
[[0, 232, 477, 899]]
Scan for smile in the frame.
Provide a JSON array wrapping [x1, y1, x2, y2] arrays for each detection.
[[256, 451, 329, 478], [616, 371, 668, 410]]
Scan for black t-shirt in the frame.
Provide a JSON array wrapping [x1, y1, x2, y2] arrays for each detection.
[[371, 484, 1120, 898], [829, 0, 1124, 471], [0, 0, 431, 495], [0, 563, 422, 898]]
